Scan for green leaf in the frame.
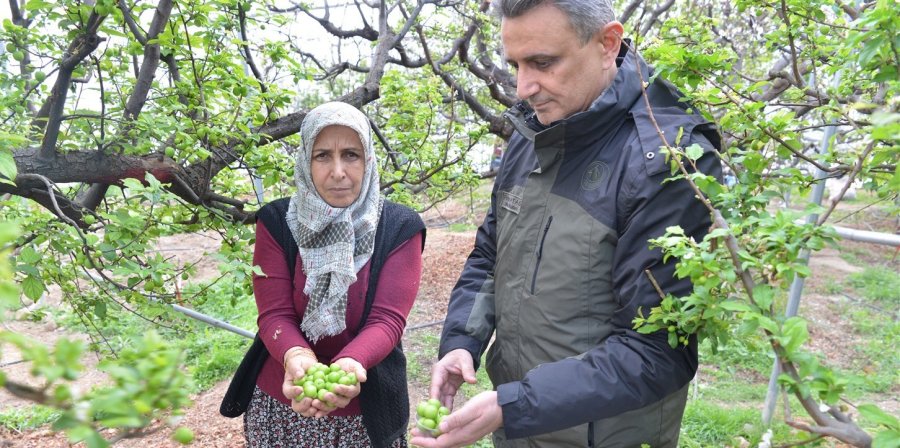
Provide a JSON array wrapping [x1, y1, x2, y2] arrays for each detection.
[[21, 275, 45, 301], [24, 0, 52, 11], [753, 284, 775, 310], [872, 430, 900, 448], [859, 404, 900, 428], [0, 151, 16, 185], [780, 317, 808, 353], [684, 144, 704, 161], [83, 431, 109, 448], [718, 300, 751, 312], [94, 301, 107, 319], [51, 413, 80, 431], [17, 246, 41, 264]]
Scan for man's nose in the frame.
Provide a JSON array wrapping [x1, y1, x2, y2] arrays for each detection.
[[515, 68, 539, 100]]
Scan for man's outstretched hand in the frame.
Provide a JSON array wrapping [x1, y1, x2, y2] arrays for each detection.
[[410, 391, 502, 448], [428, 348, 477, 410]]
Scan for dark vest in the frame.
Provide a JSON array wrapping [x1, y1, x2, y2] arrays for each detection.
[[221, 198, 425, 448]]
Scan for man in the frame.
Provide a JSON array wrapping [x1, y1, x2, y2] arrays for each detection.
[[411, 0, 721, 447]]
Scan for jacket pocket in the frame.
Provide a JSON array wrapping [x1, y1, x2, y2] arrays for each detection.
[[530, 216, 553, 294]]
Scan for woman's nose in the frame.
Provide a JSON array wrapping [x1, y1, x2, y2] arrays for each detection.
[[332, 159, 347, 178]]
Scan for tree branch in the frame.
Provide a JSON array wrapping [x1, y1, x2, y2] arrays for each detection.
[[291, 1, 379, 40], [640, 0, 675, 35], [124, 0, 173, 121], [237, 1, 270, 100], [118, 0, 148, 45], [777, 0, 804, 89], [619, 0, 643, 25], [415, 25, 512, 138], [37, 13, 106, 158]]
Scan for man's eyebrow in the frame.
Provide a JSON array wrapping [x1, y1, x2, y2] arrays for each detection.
[[507, 53, 556, 65]]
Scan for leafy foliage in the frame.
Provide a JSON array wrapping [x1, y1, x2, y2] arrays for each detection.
[[0, 0, 896, 445], [631, 1, 898, 445]]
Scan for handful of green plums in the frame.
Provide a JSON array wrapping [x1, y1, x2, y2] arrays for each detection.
[[292, 362, 358, 406]]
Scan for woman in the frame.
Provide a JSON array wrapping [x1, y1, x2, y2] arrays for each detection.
[[244, 102, 425, 447]]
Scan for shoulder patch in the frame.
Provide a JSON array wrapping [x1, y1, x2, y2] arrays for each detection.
[[581, 161, 610, 191]]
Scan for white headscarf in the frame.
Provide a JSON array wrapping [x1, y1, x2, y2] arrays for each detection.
[[286, 102, 383, 343]]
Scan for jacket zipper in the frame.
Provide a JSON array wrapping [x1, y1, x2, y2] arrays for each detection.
[[530, 215, 553, 294]]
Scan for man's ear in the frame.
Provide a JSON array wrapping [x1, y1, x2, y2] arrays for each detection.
[[596, 21, 624, 65]]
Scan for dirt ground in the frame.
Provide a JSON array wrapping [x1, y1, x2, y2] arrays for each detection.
[[0, 199, 897, 447]]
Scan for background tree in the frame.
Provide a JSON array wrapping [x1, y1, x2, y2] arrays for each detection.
[[0, 0, 896, 446]]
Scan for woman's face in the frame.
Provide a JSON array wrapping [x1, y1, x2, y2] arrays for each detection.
[[310, 125, 366, 208]]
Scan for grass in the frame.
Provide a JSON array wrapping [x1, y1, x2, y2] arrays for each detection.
[[0, 405, 60, 431], [679, 400, 807, 448], [46, 276, 259, 393], [448, 222, 478, 232], [847, 267, 900, 305]]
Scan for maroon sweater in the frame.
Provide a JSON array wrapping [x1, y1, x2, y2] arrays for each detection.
[[252, 221, 423, 416]]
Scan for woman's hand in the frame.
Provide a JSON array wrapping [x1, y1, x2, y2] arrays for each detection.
[[318, 357, 366, 409], [281, 346, 320, 416]]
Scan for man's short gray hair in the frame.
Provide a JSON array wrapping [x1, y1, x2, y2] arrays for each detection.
[[493, 0, 616, 44]]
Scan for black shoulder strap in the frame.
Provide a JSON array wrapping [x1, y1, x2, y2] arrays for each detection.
[[219, 199, 294, 418], [256, 197, 299, 282], [359, 200, 426, 327]]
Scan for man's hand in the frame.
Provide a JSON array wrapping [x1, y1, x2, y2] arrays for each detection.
[[429, 348, 477, 409], [410, 391, 502, 447]]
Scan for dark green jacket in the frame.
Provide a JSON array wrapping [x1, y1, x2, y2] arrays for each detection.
[[440, 43, 722, 447]]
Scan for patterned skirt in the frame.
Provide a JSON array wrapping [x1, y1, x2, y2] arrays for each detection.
[[243, 386, 407, 448]]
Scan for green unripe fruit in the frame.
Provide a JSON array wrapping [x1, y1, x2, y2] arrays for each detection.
[[172, 427, 194, 444], [165, 147, 175, 158], [5, 42, 14, 52], [12, 51, 24, 61], [34, 71, 46, 82], [418, 403, 438, 420]]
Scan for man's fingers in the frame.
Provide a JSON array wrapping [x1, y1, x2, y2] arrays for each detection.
[[461, 363, 477, 384]]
